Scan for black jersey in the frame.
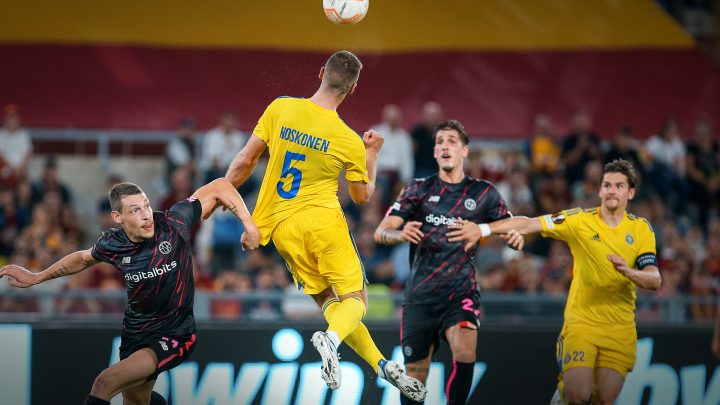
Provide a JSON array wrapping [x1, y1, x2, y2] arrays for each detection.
[[91, 198, 201, 338], [388, 175, 510, 304]]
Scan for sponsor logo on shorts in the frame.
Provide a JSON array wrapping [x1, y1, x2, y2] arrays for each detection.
[[159, 340, 169, 351], [464, 198, 476, 210], [564, 353, 571, 364]]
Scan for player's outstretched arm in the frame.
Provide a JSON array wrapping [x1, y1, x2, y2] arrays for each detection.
[[225, 135, 267, 188], [348, 130, 384, 204], [487, 216, 543, 236], [374, 215, 424, 245], [0, 249, 99, 288], [193, 178, 260, 250], [447, 217, 539, 252]]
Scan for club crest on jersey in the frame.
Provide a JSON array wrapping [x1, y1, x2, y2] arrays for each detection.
[[159, 241, 172, 255], [551, 213, 566, 224], [626, 233, 634, 245], [464, 198, 477, 210]]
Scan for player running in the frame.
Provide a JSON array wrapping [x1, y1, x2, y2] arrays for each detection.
[[375, 119, 521, 405], [470, 159, 661, 405]]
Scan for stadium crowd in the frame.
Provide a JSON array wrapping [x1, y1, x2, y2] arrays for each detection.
[[0, 102, 718, 322]]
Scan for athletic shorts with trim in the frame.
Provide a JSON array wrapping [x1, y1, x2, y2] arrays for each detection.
[[556, 322, 636, 378], [119, 333, 197, 381], [401, 292, 481, 363], [272, 206, 367, 296]]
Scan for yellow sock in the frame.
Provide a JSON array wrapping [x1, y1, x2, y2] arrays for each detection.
[[326, 296, 366, 341], [323, 299, 385, 373]]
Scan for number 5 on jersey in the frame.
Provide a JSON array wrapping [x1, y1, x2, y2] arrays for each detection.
[[277, 151, 306, 199]]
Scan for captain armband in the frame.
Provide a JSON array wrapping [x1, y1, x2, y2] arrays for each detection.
[[635, 252, 657, 269]]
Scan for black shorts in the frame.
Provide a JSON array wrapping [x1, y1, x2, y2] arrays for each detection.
[[119, 333, 197, 381], [401, 292, 480, 363]]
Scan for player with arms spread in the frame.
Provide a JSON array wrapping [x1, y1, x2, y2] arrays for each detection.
[[224, 50, 426, 401], [469, 159, 661, 405], [0, 179, 259, 405], [374, 119, 521, 405]]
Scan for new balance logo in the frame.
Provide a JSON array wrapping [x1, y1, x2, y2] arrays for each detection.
[[122, 257, 131, 264], [428, 196, 440, 202], [591, 234, 601, 241]]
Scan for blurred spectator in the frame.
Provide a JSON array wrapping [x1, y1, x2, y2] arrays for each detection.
[[689, 270, 715, 320], [496, 166, 535, 216], [527, 113, 561, 177], [165, 116, 198, 183], [685, 117, 719, 232], [160, 166, 194, 211], [570, 159, 602, 207], [604, 126, 644, 172], [0, 104, 32, 185], [0, 104, 33, 184], [411, 101, 443, 178], [248, 267, 282, 320], [356, 225, 393, 285], [560, 112, 603, 188], [200, 111, 246, 184], [645, 118, 687, 216], [211, 270, 252, 320], [31, 155, 71, 205], [372, 104, 414, 207]]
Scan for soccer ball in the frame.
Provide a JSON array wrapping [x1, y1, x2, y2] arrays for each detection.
[[323, 0, 369, 25]]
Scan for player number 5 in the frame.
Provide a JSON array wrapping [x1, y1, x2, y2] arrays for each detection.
[[277, 151, 306, 199]]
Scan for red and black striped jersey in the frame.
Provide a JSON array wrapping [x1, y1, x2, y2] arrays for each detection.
[[91, 198, 201, 338], [387, 175, 510, 304]]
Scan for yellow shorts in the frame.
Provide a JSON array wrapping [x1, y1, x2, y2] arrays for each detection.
[[272, 206, 366, 296], [556, 323, 637, 378]]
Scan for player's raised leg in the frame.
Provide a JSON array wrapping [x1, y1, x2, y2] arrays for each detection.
[[84, 348, 158, 404]]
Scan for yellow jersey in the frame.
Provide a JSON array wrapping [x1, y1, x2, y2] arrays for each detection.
[[540, 208, 656, 328], [252, 97, 369, 245]]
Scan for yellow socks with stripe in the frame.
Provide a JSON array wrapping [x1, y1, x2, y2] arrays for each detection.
[[326, 296, 366, 342], [323, 298, 384, 373]]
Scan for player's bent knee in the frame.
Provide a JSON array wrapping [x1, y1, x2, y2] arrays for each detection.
[[564, 386, 592, 405], [91, 369, 117, 396]]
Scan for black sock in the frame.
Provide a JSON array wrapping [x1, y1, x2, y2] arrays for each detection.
[[84, 394, 110, 405], [150, 391, 167, 405], [400, 393, 424, 405], [446, 360, 474, 404]]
